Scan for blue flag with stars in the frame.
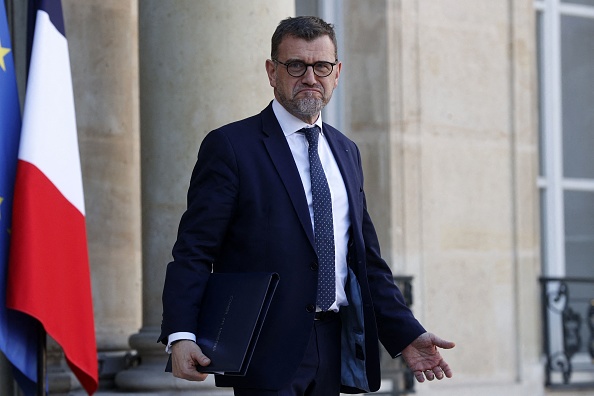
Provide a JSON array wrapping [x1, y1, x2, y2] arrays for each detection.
[[0, 4, 38, 396]]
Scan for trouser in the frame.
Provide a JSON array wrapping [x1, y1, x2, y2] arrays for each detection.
[[234, 312, 341, 396]]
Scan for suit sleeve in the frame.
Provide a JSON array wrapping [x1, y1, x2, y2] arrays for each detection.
[[159, 129, 239, 343]]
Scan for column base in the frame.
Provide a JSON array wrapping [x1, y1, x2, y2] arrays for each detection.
[[47, 337, 83, 394]]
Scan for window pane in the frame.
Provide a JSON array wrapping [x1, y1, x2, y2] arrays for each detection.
[[540, 189, 548, 271], [537, 11, 546, 177], [564, 190, 594, 278], [564, 190, 594, 357], [561, 16, 594, 178], [561, 0, 594, 6]]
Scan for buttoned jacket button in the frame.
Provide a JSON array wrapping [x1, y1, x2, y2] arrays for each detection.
[[305, 304, 316, 313], [310, 261, 319, 271]]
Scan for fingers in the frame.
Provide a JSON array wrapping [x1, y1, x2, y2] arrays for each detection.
[[414, 370, 426, 383], [171, 340, 211, 381], [429, 333, 456, 350], [439, 360, 454, 379], [432, 366, 444, 380], [194, 349, 212, 368], [414, 365, 449, 383]]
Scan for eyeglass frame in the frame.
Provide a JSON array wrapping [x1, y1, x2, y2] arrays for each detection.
[[272, 58, 339, 78]]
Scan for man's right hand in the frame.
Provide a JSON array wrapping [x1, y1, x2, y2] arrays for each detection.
[[171, 340, 211, 381]]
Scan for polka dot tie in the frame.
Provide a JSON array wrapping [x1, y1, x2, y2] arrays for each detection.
[[302, 126, 335, 312]]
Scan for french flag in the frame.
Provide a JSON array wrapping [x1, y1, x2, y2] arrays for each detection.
[[7, 1, 98, 394]]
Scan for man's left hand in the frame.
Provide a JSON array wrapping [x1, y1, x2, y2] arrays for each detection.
[[401, 332, 455, 382]]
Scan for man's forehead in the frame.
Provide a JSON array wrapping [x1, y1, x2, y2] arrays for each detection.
[[277, 35, 336, 60]]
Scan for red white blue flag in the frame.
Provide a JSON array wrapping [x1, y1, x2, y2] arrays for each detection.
[[7, 0, 98, 394]]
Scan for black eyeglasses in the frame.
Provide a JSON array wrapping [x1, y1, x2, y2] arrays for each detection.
[[273, 59, 338, 78]]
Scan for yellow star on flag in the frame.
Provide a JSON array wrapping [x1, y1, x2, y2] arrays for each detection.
[[0, 196, 4, 220], [0, 38, 11, 71]]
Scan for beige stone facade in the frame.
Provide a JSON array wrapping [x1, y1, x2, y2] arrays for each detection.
[[4, 0, 592, 395]]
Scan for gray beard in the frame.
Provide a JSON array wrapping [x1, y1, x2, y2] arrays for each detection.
[[280, 96, 325, 121], [293, 97, 324, 117]]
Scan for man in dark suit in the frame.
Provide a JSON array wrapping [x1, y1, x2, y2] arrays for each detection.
[[160, 15, 455, 396]]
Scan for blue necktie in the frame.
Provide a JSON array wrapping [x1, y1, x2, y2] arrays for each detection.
[[302, 126, 335, 311]]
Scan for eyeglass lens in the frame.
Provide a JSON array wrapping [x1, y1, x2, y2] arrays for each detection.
[[286, 61, 334, 77]]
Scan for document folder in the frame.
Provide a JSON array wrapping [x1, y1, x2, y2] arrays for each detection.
[[165, 272, 279, 376]]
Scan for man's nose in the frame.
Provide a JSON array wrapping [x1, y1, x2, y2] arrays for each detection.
[[301, 65, 317, 84]]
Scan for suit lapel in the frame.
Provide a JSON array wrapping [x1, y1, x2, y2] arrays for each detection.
[[260, 105, 316, 247], [259, 105, 364, 250], [323, 123, 363, 230]]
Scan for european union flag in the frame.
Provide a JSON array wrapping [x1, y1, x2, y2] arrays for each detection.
[[0, 4, 38, 396]]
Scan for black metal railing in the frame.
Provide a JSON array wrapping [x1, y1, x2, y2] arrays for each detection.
[[539, 277, 594, 389]]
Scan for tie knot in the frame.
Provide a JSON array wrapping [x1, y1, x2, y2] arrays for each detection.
[[302, 126, 321, 148]]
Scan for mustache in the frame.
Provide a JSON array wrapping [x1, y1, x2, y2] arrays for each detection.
[[293, 84, 324, 95]]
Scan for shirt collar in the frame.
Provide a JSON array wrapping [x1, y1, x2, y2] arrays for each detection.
[[272, 99, 323, 138]]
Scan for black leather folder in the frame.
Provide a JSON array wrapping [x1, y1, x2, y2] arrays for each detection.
[[165, 272, 279, 376]]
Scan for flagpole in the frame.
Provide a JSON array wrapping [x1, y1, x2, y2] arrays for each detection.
[[37, 323, 46, 396]]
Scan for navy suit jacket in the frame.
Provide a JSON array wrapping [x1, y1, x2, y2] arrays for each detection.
[[160, 102, 425, 393]]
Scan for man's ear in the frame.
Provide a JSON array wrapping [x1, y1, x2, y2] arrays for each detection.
[[265, 59, 277, 88], [333, 61, 342, 88]]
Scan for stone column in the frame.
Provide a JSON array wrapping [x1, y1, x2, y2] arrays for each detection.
[[59, 0, 143, 392], [65, 0, 142, 353], [343, 0, 404, 268], [115, 1, 294, 393]]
